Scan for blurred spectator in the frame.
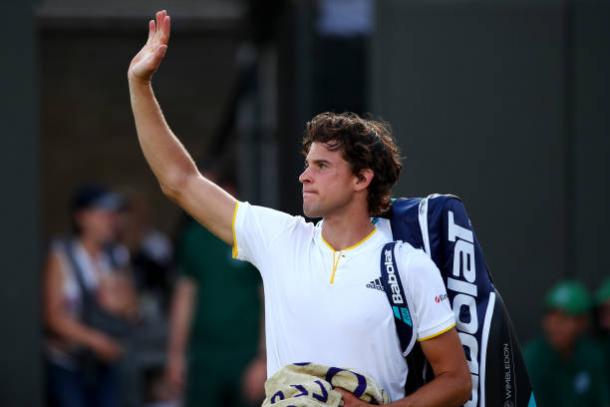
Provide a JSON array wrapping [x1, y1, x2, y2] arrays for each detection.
[[524, 280, 610, 407], [594, 277, 610, 390], [119, 189, 174, 317], [165, 178, 265, 407], [117, 189, 175, 407], [43, 184, 138, 407]]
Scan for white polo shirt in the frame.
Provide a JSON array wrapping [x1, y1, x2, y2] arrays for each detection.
[[232, 202, 455, 401]]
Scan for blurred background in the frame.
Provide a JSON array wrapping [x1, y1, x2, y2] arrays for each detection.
[[1, 0, 609, 405]]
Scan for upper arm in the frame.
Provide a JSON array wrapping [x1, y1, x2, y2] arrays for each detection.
[[400, 248, 455, 341], [418, 328, 472, 406], [419, 328, 469, 379], [233, 202, 304, 272], [169, 173, 237, 245], [43, 251, 67, 325]]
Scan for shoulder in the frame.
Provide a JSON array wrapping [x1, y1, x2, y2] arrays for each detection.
[[238, 201, 315, 237], [47, 237, 72, 267], [393, 241, 436, 274]]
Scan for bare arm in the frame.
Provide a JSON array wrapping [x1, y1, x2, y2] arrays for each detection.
[[339, 328, 471, 407], [398, 328, 472, 406], [44, 252, 122, 362], [241, 286, 267, 403], [127, 10, 235, 244], [165, 277, 197, 392]]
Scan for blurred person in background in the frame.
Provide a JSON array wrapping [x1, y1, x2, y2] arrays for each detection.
[[43, 184, 138, 407], [165, 171, 266, 407], [524, 280, 610, 407], [119, 189, 173, 316], [117, 189, 175, 407], [594, 277, 610, 390]]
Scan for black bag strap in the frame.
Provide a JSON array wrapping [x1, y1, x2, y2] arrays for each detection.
[[62, 240, 95, 306], [379, 242, 415, 356]]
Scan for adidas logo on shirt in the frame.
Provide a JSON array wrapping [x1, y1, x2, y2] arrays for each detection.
[[366, 278, 384, 292]]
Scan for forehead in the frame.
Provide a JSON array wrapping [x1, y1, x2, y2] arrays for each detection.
[[305, 142, 345, 162]]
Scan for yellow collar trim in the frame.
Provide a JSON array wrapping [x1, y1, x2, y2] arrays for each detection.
[[321, 227, 377, 253]]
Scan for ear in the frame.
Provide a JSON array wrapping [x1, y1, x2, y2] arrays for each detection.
[[353, 168, 374, 192]]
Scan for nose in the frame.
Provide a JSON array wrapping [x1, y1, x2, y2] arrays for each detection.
[[299, 166, 312, 184]]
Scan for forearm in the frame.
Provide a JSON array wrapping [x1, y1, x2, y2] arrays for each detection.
[[127, 11, 235, 244], [46, 312, 104, 350], [128, 79, 235, 242], [167, 279, 196, 358], [391, 371, 471, 407], [128, 79, 199, 196]]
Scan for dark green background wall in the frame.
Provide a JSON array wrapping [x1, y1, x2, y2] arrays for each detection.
[[372, 0, 610, 341], [0, 0, 42, 405]]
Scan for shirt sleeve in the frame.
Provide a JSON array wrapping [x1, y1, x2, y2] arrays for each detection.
[[232, 201, 304, 271], [398, 244, 456, 341]]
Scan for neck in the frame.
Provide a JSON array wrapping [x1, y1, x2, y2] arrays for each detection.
[[321, 206, 374, 251], [79, 235, 103, 259]]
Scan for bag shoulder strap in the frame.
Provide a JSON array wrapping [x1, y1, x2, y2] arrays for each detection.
[[61, 239, 94, 305], [379, 241, 416, 356]]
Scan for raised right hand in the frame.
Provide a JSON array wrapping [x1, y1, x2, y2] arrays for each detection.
[[128, 10, 171, 83]]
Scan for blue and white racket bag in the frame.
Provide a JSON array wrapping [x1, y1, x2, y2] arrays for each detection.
[[380, 194, 535, 407]]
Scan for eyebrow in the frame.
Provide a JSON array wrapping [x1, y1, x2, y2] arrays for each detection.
[[307, 159, 332, 167]]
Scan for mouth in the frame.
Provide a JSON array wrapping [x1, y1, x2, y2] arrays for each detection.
[[302, 190, 317, 196]]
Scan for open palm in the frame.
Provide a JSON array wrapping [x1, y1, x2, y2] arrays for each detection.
[[128, 10, 171, 82]]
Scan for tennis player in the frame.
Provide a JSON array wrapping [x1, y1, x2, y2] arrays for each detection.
[[127, 10, 471, 407]]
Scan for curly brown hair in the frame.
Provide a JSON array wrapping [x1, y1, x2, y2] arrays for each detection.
[[302, 112, 402, 216]]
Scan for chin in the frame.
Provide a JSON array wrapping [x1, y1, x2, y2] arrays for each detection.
[[303, 204, 322, 218]]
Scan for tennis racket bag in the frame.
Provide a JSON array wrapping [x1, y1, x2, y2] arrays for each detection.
[[381, 194, 535, 407]]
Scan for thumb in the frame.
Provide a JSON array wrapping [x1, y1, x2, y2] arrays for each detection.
[[155, 44, 168, 61]]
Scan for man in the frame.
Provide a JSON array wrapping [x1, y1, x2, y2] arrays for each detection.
[[127, 10, 470, 406], [524, 280, 610, 407]]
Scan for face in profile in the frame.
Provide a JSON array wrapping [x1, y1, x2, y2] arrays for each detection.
[[298, 142, 360, 218], [75, 208, 119, 244], [542, 310, 587, 353]]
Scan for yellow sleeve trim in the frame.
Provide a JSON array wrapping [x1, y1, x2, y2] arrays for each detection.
[[231, 201, 239, 259], [417, 322, 456, 342]]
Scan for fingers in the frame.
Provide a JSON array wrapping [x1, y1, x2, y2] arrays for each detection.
[[155, 10, 165, 30], [335, 388, 358, 402], [146, 19, 155, 45], [161, 15, 171, 44], [154, 11, 169, 43]]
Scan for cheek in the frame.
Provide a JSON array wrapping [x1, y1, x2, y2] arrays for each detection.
[[92, 213, 116, 232], [321, 170, 351, 194]]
